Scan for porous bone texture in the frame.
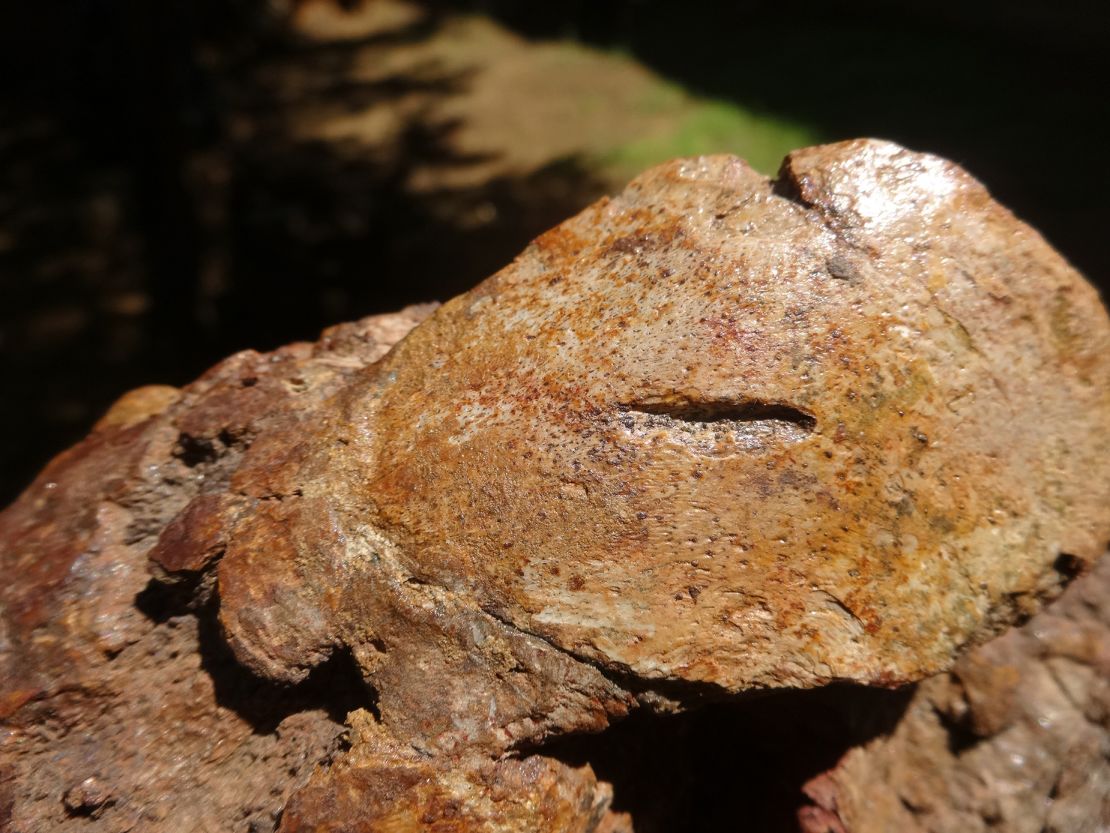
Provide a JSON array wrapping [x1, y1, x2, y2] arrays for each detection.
[[237, 139, 1110, 698], [2, 140, 1109, 832]]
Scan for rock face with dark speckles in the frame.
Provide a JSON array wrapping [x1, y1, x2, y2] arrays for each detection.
[[2, 140, 1109, 832]]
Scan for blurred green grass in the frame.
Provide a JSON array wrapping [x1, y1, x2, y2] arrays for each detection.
[[599, 81, 818, 176]]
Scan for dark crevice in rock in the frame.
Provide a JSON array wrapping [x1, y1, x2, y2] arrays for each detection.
[[173, 433, 224, 468], [171, 430, 248, 493], [770, 164, 811, 208], [620, 400, 816, 431], [136, 573, 213, 621], [536, 683, 915, 833], [613, 399, 816, 454], [932, 701, 983, 757], [138, 577, 378, 733], [769, 162, 861, 249], [195, 604, 380, 733], [1053, 552, 1084, 583], [62, 777, 115, 819]]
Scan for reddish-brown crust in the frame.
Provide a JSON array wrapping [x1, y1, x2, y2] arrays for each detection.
[[801, 554, 1110, 832], [349, 141, 1110, 694], [2, 143, 1109, 831]]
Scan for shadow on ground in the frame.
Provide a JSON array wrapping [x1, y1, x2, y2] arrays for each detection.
[[0, 1, 607, 504], [2, 1, 1107, 504]]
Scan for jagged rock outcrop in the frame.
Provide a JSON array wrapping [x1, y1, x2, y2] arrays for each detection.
[[800, 554, 1110, 833], [2, 140, 1109, 832]]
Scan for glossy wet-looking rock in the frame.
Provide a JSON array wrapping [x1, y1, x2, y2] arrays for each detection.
[[2, 140, 1108, 831]]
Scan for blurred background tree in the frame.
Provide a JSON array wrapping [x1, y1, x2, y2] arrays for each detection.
[[1, 0, 1107, 504]]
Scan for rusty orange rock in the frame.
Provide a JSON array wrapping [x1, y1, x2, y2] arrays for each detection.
[[2, 141, 1109, 832], [278, 712, 632, 833], [213, 140, 1110, 704]]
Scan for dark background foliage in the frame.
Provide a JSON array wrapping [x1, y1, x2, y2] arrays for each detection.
[[2, 0, 1107, 505]]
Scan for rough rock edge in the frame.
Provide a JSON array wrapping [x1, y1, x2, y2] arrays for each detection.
[[0, 307, 442, 832], [800, 554, 1110, 833], [2, 140, 1109, 831], [0, 302, 630, 832]]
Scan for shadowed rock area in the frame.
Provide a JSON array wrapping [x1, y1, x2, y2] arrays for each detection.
[[2, 140, 1109, 831]]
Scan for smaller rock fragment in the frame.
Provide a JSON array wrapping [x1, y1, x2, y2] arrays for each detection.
[[62, 776, 113, 818]]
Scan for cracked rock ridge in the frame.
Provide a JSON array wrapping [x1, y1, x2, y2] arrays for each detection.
[[2, 139, 1110, 832]]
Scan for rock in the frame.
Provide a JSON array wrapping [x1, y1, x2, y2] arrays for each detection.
[[0, 306, 437, 833], [2, 140, 1109, 831], [62, 776, 113, 818], [353, 140, 1110, 696], [278, 711, 632, 833], [800, 554, 1110, 833]]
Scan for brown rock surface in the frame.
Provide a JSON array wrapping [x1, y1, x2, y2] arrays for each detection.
[[799, 555, 1110, 833], [357, 141, 1110, 695], [2, 140, 1109, 831], [278, 711, 632, 833]]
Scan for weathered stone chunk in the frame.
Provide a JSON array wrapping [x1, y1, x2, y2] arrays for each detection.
[[2, 141, 1109, 832], [800, 555, 1110, 833]]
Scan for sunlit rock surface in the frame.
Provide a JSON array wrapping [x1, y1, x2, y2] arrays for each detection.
[[2, 140, 1109, 832]]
